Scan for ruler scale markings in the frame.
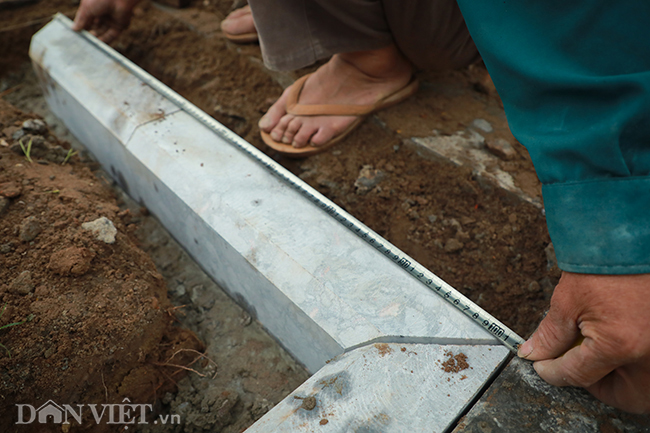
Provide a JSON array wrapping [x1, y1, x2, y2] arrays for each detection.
[[54, 14, 524, 352]]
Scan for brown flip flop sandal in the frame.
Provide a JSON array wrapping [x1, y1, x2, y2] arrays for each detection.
[[221, 5, 259, 44], [260, 73, 419, 158]]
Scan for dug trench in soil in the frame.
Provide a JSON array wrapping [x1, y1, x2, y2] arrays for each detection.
[[110, 0, 560, 338]]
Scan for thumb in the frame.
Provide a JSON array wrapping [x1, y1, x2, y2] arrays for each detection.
[[518, 305, 580, 361]]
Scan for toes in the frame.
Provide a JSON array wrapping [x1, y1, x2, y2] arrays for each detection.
[[310, 117, 352, 147], [259, 96, 289, 134], [222, 14, 255, 35], [282, 117, 303, 144], [227, 5, 250, 20], [222, 5, 251, 27], [269, 115, 293, 142], [309, 126, 338, 148], [292, 124, 319, 148]]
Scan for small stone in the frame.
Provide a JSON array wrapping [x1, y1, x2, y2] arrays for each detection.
[[162, 392, 174, 405], [0, 181, 21, 198], [301, 396, 317, 411], [0, 196, 9, 216], [21, 119, 48, 135], [471, 118, 493, 133], [527, 281, 541, 293], [447, 218, 462, 230], [1, 243, 13, 253], [19, 216, 42, 242], [9, 271, 35, 295], [428, 215, 438, 224], [444, 238, 464, 253], [354, 165, 388, 195], [23, 134, 47, 151], [240, 311, 252, 327], [44, 346, 55, 359], [485, 138, 517, 160], [539, 277, 555, 300], [43, 145, 69, 164], [408, 209, 420, 220], [12, 129, 25, 141], [455, 230, 471, 241], [48, 247, 95, 276], [172, 284, 186, 297], [82, 217, 117, 244], [2, 126, 18, 138], [545, 243, 557, 270]]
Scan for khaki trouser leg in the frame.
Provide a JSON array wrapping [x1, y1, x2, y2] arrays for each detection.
[[248, 0, 478, 71]]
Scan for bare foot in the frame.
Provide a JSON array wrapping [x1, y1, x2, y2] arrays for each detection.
[[259, 44, 413, 148], [221, 5, 257, 41]]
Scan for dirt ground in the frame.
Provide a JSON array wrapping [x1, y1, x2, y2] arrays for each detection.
[[1, 0, 561, 431]]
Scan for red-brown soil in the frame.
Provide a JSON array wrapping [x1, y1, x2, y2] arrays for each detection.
[[0, 99, 204, 431]]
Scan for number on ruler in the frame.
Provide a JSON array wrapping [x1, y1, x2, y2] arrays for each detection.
[[395, 254, 411, 269], [488, 322, 505, 338]]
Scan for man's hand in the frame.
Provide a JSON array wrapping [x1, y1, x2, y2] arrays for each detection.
[[72, 0, 140, 43], [518, 272, 650, 413]]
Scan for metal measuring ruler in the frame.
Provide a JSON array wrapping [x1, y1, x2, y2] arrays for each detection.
[[54, 13, 524, 353]]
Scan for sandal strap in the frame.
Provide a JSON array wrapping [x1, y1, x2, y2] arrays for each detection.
[[286, 74, 378, 117]]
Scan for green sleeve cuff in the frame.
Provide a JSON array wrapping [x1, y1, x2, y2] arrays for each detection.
[[543, 177, 650, 274]]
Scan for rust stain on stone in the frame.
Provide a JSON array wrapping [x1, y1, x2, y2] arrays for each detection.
[[441, 351, 470, 373], [375, 343, 392, 357]]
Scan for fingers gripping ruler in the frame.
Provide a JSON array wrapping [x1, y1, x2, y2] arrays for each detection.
[[54, 13, 524, 353]]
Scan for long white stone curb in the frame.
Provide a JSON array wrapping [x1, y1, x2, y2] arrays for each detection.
[[31, 16, 510, 432]]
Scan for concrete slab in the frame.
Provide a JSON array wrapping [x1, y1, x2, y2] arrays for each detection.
[[247, 343, 509, 433], [452, 358, 650, 433]]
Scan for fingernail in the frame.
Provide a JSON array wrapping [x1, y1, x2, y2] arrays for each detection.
[[258, 116, 270, 130], [518, 340, 534, 358]]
